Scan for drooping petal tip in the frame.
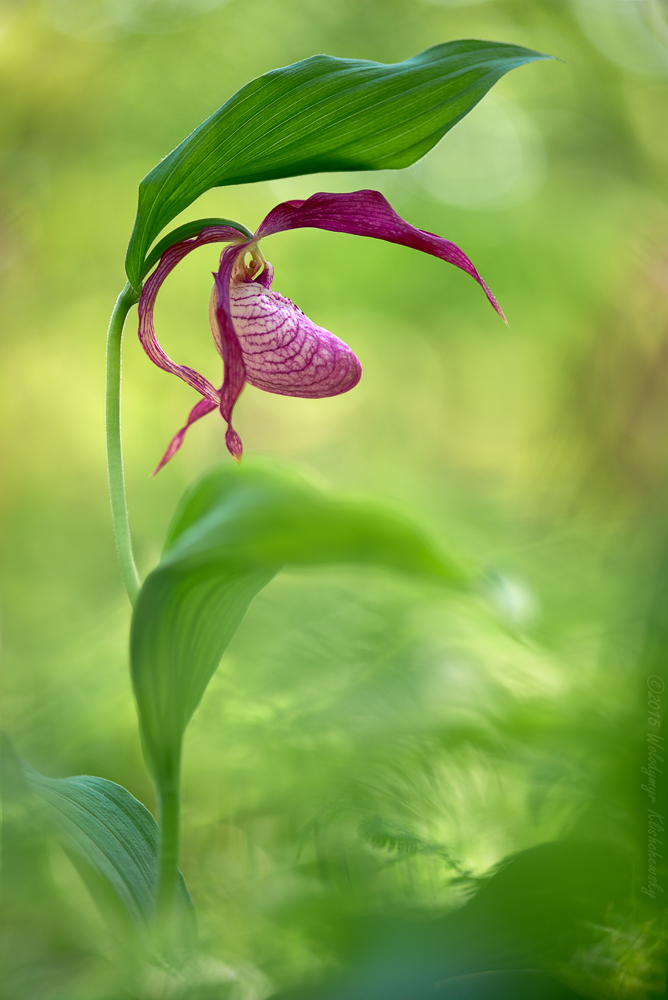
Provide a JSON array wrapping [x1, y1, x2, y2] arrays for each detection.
[[225, 426, 243, 462], [255, 189, 506, 321], [482, 282, 507, 324], [151, 396, 219, 476]]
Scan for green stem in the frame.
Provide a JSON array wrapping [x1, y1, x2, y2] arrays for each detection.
[[157, 782, 181, 922], [106, 283, 141, 606]]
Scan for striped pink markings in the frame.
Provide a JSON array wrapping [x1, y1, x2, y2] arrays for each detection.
[[138, 190, 504, 474], [229, 272, 361, 398]]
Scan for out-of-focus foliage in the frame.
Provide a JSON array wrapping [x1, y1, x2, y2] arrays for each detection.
[[24, 763, 168, 931], [2, 0, 668, 997], [4, 749, 192, 938], [132, 459, 465, 791]]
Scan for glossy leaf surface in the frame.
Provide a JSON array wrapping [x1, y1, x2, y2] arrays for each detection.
[[126, 40, 548, 287], [131, 460, 468, 787]]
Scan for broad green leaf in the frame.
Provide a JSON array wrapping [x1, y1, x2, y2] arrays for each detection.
[[126, 40, 549, 287], [23, 764, 192, 931], [131, 460, 469, 788]]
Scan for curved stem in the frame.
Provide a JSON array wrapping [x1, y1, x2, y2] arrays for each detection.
[[106, 283, 141, 605]]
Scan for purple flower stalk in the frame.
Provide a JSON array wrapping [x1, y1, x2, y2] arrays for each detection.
[[138, 190, 504, 474]]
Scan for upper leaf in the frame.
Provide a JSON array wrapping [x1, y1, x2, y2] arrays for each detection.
[[131, 460, 469, 788], [125, 40, 549, 287]]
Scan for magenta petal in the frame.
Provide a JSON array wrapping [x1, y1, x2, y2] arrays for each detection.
[[152, 395, 219, 476], [138, 226, 247, 403], [213, 243, 252, 459], [225, 425, 243, 462], [255, 190, 505, 319], [211, 241, 362, 459]]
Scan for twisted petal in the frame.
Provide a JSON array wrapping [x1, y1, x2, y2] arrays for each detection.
[[213, 243, 252, 461], [255, 189, 505, 319], [146, 191, 504, 471], [137, 226, 247, 403], [152, 396, 219, 476]]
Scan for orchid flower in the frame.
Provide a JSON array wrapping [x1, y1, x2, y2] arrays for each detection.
[[138, 190, 504, 474]]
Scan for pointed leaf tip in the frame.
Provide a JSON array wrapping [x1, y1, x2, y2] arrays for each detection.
[[125, 40, 550, 287]]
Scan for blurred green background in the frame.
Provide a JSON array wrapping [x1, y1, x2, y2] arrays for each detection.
[[2, 0, 668, 996]]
